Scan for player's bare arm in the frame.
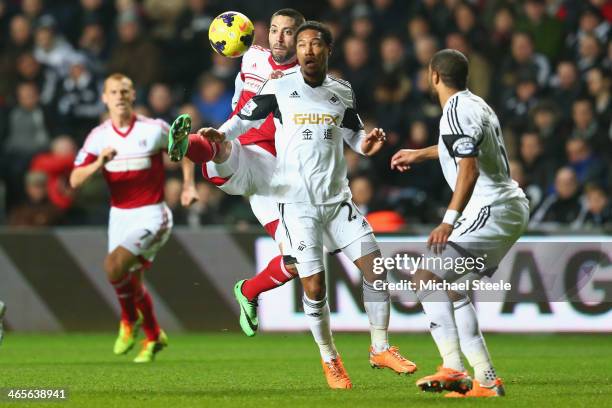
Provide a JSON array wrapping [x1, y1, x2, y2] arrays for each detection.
[[69, 147, 117, 189], [180, 159, 198, 207], [361, 128, 386, 156], [390, 145, 439, 172], [428, 157, 479, 252]]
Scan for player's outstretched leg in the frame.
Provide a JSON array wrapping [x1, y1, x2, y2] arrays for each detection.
[[168, 114, 191, 161], [131, 270, 167, 363], [0, 300, 6, 345], [169, 113, 219, 164], [355, 249, 417, 375], [234, 255, 297, 336]]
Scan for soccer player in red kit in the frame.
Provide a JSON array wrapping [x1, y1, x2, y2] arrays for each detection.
[[169, 9, 305, 337], [70, 73, 197, 362]]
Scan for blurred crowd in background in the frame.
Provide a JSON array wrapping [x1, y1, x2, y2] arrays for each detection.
[[0, 0, 611, 232]]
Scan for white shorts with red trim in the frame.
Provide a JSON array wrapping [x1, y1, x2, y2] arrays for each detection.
[[108, 202, 173, 266], [203, 139, 276, 196]]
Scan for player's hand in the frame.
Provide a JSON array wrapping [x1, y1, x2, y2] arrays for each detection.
[[197, 127, 226, 143], [390, 149, 421, 172], [98, 147, 117, 165], [427, 223, 453, 255], [361, 127, 386, 156], [181, 184, 198, 207]]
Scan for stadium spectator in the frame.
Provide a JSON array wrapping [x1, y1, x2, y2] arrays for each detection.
[[570, 98, 609, 151], [3, 14, 33, 60], [2, 81, 50, 163], [529, 101, 566, 160], [497, 31, 550, 105], [21, 0, 45, 23], [518, 132, 557, 209], [574, 183, 612, 228], [107, 11, 161, 90], [566, 6, 610, 57], [576, 33, 603, 76], [349, 5, 375, 48], [370, 0, 405, 36], [585, 66, 612, 127], [487, 6, 515, 62], [147, 83, 176, 124], [78, 21, 109, 77], [530, 167, 584, 226], [565, 137, 608, 187], [208, 52, 239, 87], [503, 74, 540, 134], [14, 52, 58, 107], [516, 0, 564, 62], [340, 36, 374, 113], [412, 34, 438, 75], [171, 0, 214, 85], [445, 32, 491, 99], [549, 61, 583, 117], [7, 171, 63, 227], [452, 2, 488, 53], [405, 14, 431, 63], [29, 135, 77, 211], [55, 53, 104, 140], [191, 73, 232, 127], [63, 0, 114, 44], [33, 15, 76, 77], [379, 34, 406, 76]]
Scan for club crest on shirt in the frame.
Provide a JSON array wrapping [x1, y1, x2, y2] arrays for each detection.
[[241, 99, 258, 116]]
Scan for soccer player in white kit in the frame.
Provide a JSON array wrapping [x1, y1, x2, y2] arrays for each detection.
[[70, 74, 197, 363], [391, 49, 529, 397], [197, 21, 417, 389], [168, 9, 305, 338]]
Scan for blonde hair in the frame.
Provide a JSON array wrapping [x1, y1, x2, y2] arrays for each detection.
[[103, 73, 134, 91]]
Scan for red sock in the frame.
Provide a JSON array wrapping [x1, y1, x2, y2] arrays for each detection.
[[131, 274, 160, 341], [187, 133, 218, 163], [241, 255, 296, 301], [111, 274, 138, 323]]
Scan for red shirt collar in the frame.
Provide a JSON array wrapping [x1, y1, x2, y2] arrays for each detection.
[[111, 114, 137, 138], [267, 54, 298, 70]]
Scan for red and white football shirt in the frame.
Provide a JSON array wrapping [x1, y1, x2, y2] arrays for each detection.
[[231, 45, 298, 155], [74, 114, 169, 209]]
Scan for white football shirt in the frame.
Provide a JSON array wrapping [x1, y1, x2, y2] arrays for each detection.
[[219, 71, 366, 205], [438, 90, 525, 206]]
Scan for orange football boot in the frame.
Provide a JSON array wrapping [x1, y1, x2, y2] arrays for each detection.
[[369, 346, 417, 374], [446, 378, 505, 397], [321, 356, 353, 389], [416, 366, 472, 393]]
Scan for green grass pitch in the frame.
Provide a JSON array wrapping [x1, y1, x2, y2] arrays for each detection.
[[1, 333, 610, 407]]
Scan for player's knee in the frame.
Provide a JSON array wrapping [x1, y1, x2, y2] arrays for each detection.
[[302, 274, 326, 301], [283, 262, 298, 276], [104, 255, 127, 281]]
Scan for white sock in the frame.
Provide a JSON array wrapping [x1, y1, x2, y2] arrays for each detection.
[[303, 295, 337, 362], [453, 298, 496, 384], [419, 290, 464, 371], [363, 279, 390, 352]]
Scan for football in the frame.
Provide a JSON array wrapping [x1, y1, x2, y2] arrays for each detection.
[[208, 11, 254, 58]]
